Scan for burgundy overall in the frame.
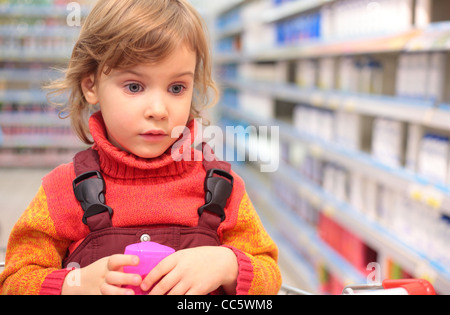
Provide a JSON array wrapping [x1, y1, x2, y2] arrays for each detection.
[[62, 145, 234, 277]]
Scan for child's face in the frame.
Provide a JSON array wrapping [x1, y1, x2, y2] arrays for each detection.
[[82, 44, 196, 159]]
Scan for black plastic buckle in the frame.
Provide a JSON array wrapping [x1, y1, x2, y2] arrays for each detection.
[[72, 171, 113, 225], [198, 169, 234, 222]]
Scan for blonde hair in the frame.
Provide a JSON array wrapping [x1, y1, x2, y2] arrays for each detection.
[[47, 0, 219, 144]]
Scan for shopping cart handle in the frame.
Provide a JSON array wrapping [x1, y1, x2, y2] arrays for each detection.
[[382, 279, 436, 295]]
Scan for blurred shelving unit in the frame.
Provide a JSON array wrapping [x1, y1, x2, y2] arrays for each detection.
[[0, 0, 93, 168], [211, 0, 450, 294]]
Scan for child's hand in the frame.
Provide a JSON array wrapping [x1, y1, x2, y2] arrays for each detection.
[[100, 255, 142, 295], [62, 254, 142, 295], [140, 246, 238, 295]]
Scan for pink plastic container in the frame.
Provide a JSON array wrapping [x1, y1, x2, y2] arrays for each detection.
[[123, 242, 175, 295]]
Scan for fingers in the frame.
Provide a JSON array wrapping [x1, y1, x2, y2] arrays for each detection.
[[149, 272, 181, 295], [140, 256, 210, 295], [101, 271, 142, 295], [106, 271, 142, 287], [141, 255, 176, 294], [107, 254, 139, 271], [145, 267, 197, 295], [101, 254, 142, 295]]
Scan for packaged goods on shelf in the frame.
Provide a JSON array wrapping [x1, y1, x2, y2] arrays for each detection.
[[334, 110, 371, 152], [296, 59, 317, 89], [275, 11, 321, 45], [319, 265, 345, 295], [241, 0, 274, 53], [286, 139, 450, 275], [396, 52, 447, 103], [321, 0, 413, 41], [293, 105, 334, 143], [222, 88, 240, 108], [272, 0, 296, 5], [371, 118, 405, 169], [238, 62, 288, 84], [239, 91, 275, 120], [0, 0, 93, 168], [293, 104, 371, 152], [216, 6, 241, 30], [318, 57, 335, 91], [418, 133, 450, 185], [318, 213, 377, 275], [405, 124, 424, 173], [272, 0, 414, 43]]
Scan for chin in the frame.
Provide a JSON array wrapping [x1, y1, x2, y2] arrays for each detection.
[[133, 148, 169, 159]]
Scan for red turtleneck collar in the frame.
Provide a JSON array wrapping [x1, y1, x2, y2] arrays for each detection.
[[88, 111, 199, 180]]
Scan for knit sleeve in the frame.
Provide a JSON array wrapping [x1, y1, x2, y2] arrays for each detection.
[[0, 186, 71, 295], [221, 192, 282, 295]]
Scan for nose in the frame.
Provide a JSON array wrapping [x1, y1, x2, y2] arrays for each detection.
[[144, 91, 168, 121]]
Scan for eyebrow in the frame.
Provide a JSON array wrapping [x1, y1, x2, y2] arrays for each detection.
[[115, 69, 194, 79], [172, 71, 195, 79]]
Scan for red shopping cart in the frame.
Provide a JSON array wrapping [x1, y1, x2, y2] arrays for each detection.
[[342, 279, 436, 295], [280, 279, 436, 295]]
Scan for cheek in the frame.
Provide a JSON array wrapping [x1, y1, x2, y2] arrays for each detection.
[[99, 93, 134, 124], [172, 102, 191, 124]]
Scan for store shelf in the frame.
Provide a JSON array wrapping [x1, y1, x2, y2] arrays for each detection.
[[216, 23, 245, 40], [1, 134, 83, 149], [277, 162, 450, 293], [221, 78, 450, 131], [0, 89, 48, 104], [0, 3, 91, 18], [214, 1, 450, 62], [0, 69, 60, 84], [222, 104, 450, 294], [0, 50, 73, 62], [215, 29, 421, 63], [0, 149, 80, 168], [232, 162, 366, 290], [222, 103, 450, 216], [214, 24, 450, 64], [214, 0, 249, 16], [0, 0, 93, 168], [261, 0, 337, 24], [0, 24, 79, 38], [0, 112, 69, 127], [405, 21, 450, 52]]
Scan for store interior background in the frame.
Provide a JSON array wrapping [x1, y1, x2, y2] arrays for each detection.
[[1, 0, 450, 294]]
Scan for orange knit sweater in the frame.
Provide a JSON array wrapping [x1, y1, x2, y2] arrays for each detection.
[[0, 112, 281, 295]]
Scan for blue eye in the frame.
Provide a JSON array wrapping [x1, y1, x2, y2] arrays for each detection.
[[126, 83, 143, 93], [169, 84, 186, 95]]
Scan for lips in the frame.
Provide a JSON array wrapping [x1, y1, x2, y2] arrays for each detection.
[[141, 130, 167, 136], [140, 130, 168, 143]]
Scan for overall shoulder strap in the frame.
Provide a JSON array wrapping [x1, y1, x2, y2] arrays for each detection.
[[197, 143, 234, 230], [73, 148, 113, 232], [73, 148, 101, 175], [201, 142, 231, 173]]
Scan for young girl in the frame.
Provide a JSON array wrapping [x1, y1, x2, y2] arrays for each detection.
[[0, 0, 281, 295]]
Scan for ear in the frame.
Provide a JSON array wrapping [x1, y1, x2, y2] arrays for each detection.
[[81, 74, 99, 105]]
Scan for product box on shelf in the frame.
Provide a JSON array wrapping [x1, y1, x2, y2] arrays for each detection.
[[318, 213, 377, 275]]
